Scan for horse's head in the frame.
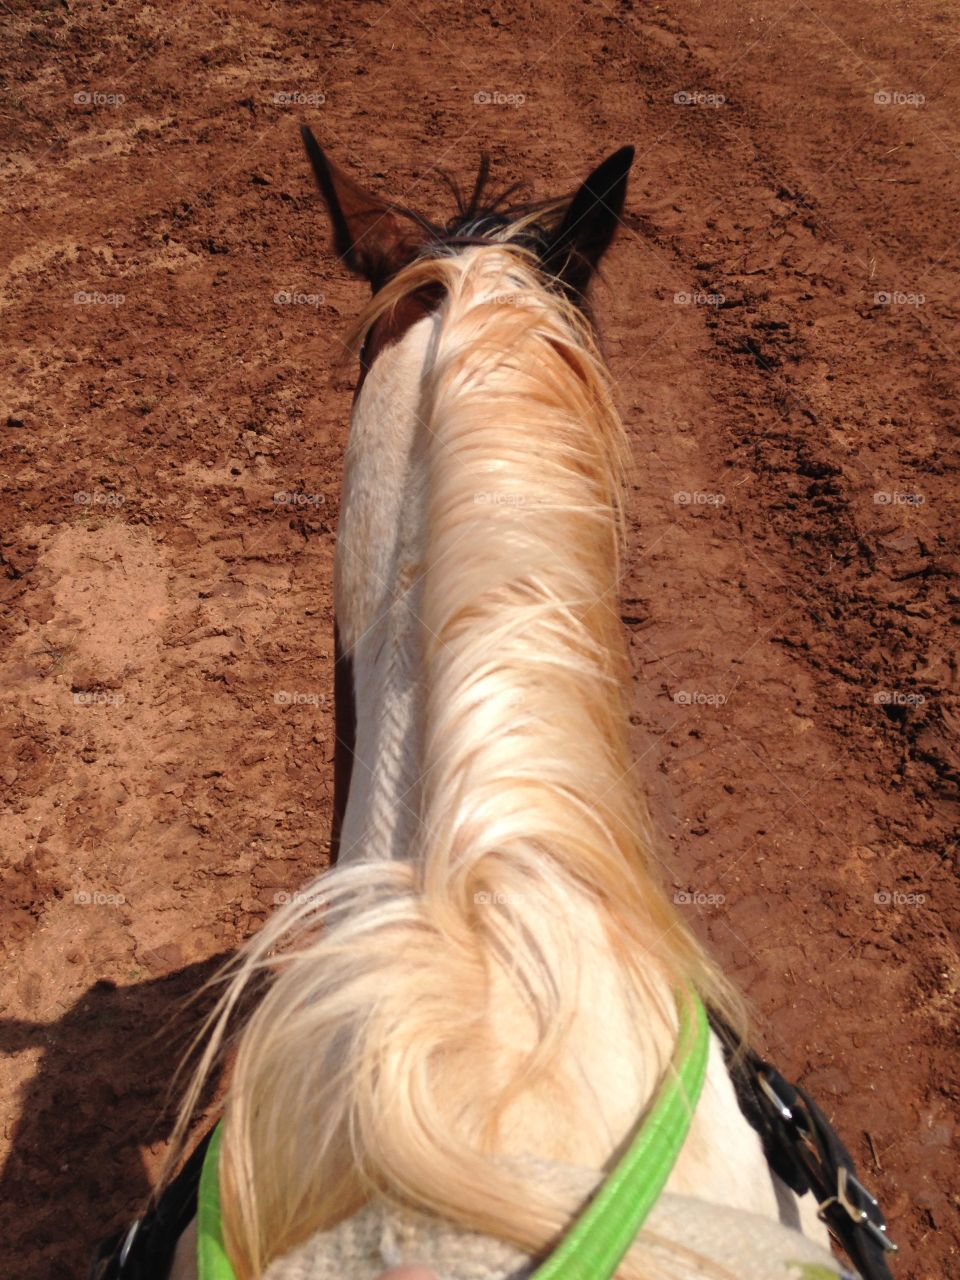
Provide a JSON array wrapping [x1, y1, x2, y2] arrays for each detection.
[[299, 132, 641, 738], [300, 127, 634, 373]]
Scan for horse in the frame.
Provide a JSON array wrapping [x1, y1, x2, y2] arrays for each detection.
[[159, 134, 856, 1280]]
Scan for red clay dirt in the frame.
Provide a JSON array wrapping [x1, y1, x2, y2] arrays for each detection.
[[1, 2, 957, 1278]]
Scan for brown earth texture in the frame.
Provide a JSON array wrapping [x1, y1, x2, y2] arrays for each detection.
[[1, 1, 958, 1277]]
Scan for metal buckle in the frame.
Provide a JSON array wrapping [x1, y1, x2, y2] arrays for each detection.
[[757, 1068, 899, 1260], [118, 1218, 141, 1269], [821, 1168, 898, 1255], [756, 1069, 794, 1123]]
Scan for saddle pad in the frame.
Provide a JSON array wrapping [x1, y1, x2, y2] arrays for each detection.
[[262, 1162, 854, 1280]]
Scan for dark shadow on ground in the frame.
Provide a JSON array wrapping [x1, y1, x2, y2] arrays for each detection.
[[0, 953, 232, 1280]]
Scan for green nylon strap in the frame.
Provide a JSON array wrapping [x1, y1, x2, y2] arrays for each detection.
[[528, 992, 709, 1280], [197, 1120, 234, 1280], [197, 993, 709, 1280]]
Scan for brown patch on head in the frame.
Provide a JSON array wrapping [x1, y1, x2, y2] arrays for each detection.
[[354, 283, 445, 399]]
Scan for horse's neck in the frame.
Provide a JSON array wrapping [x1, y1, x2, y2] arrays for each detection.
[[338, 600, 425, 864], [334, 319, 663, 1159], [335, 322, 434, 865], [332, 318, 788, 1221]]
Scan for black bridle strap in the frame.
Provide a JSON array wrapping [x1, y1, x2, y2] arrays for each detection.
[[87, 1125, 216, 1280], [709, 1011, 896, 1280]]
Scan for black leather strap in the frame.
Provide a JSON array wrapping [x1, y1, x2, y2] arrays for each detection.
[[87, 1126, 215, 1280], [709, 1011, 896, 1280]]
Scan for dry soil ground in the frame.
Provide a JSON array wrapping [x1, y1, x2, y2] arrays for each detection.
[[1, 1, 958, 1277]]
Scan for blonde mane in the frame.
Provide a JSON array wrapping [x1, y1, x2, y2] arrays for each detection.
[[175, 246, 743, 1280]]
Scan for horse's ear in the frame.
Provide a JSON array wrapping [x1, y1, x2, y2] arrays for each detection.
[[300, 126, 422, 287], [546, 146, 635, 295]]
